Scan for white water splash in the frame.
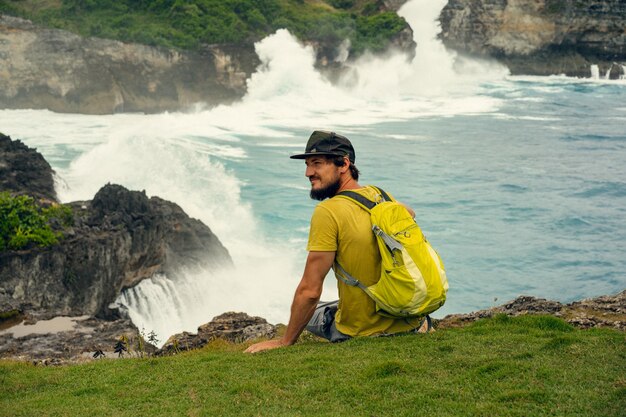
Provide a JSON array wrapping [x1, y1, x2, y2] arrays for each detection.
[[337, 0, 508, 97], [591, 64, 600, 79]]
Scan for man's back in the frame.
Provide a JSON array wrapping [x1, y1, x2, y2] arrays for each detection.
[[309, 186, 422, 336]]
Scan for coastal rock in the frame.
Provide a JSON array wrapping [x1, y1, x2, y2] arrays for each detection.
[[0, 15, 256, 114], [0, 315, 151, 363], [0, 135, 233, 321], [438, 290, 626, 330], [157, 312, 276, 355], [439, 0, 626, 78], [0, 132, 57, 201]]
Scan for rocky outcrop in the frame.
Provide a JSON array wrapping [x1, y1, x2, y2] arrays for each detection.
[[157, 312, 277, 355], [438, 290, 626, 330], [0, 184, 233, 320], [0, 133, 235, 363], [0, 15, 257, 114], [0, 132, 57, 201], [0, 134, 233, 321], [439, 0, 626, 78]]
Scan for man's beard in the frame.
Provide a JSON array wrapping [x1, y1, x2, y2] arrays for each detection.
[[310, 177, 341, 201]]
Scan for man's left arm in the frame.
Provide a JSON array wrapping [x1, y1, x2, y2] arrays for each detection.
[[244, 250, 335, 353]]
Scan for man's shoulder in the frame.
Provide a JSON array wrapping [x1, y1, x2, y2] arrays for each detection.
[[334, 185, 395, 204]]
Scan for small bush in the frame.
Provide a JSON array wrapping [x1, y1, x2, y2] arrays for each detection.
[[0, 192, 73, 250]]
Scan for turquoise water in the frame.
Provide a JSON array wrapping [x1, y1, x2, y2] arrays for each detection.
[[1, 1, 624, 340]]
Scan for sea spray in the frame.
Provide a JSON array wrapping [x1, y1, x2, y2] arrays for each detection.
[[337, 0, 508, 97]]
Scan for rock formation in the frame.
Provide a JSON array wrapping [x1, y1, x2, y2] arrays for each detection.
[[1, 132, 237, 363], [0, 132, 233, 362], [439, 0, 626, 78], [0, 15, 256, 114], [157, 312, 277, 356]]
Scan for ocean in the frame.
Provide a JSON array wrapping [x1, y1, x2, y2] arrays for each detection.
[[1, 0, 624, 343]]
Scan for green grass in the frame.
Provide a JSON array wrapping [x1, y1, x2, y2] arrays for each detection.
[[0, 0, 408, 56], [1, 315, 624, 416]]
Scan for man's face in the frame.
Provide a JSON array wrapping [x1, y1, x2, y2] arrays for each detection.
[[305, 156, 342, 201]]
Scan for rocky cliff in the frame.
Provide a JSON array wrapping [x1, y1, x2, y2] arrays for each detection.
[[0, 133, 232, 320], [0, 9, 415, 115], [0, 15, 257, 114], [439, 0, 626, 78]]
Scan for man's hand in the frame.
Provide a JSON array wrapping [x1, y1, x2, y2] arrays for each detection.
[[244, 339, 288, 354], [244, 251, 335, 354]]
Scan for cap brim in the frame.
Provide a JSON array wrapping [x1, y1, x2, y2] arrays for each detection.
[[290, 151, 345, 160]]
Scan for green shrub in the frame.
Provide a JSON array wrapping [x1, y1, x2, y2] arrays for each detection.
[[353, 12, 407, 54], [0, 0, 407, 56], [0, 192, 73, 250]]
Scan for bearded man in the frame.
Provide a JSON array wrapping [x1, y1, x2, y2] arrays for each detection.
[[245, 131, 425, 353]]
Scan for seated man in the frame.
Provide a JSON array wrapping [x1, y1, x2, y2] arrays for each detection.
[[245, 131, 425, 353]]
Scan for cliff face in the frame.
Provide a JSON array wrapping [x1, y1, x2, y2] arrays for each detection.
[[0, 15, 257, 114], [0, 12, 415, 114], [439, 0, 626, 78], [0, 134, 232, 320]]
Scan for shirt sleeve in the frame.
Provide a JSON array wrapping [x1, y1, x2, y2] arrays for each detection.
[[306, 204, 338, 252]]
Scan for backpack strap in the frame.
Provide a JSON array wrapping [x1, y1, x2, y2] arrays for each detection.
[[370, 185, 392, 202], [334, 262, 398, 315], [337, 186, 392, 211]]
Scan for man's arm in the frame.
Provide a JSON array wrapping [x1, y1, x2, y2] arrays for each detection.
[[244, 251, 335, 353]]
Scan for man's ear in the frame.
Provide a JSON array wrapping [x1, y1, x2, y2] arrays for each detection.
[[340, 156, 350, 174]]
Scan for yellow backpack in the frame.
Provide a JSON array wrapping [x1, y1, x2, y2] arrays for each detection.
[[335, 186, 448, 318]]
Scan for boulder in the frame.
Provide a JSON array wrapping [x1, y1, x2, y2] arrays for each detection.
[[157, 312, 276, 355]]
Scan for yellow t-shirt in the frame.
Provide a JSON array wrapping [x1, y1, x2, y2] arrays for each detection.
[[307, 186, 422, 336]]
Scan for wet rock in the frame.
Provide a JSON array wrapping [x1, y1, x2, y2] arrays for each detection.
[[157, 312, 277, 355]]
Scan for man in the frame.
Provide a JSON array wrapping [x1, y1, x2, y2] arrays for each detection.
[[245, 131, 424, 354]]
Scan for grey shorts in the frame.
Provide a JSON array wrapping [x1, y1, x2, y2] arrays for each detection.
[[305, 300, 351, 343]]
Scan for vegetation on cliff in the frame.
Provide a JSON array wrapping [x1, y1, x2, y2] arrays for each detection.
[[0, 192, 73, 250], [0, 315, 623, 416], [0, 0, 408, 56]]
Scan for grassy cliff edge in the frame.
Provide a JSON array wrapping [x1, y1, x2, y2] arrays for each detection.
[[1, 314, 624, 416]]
